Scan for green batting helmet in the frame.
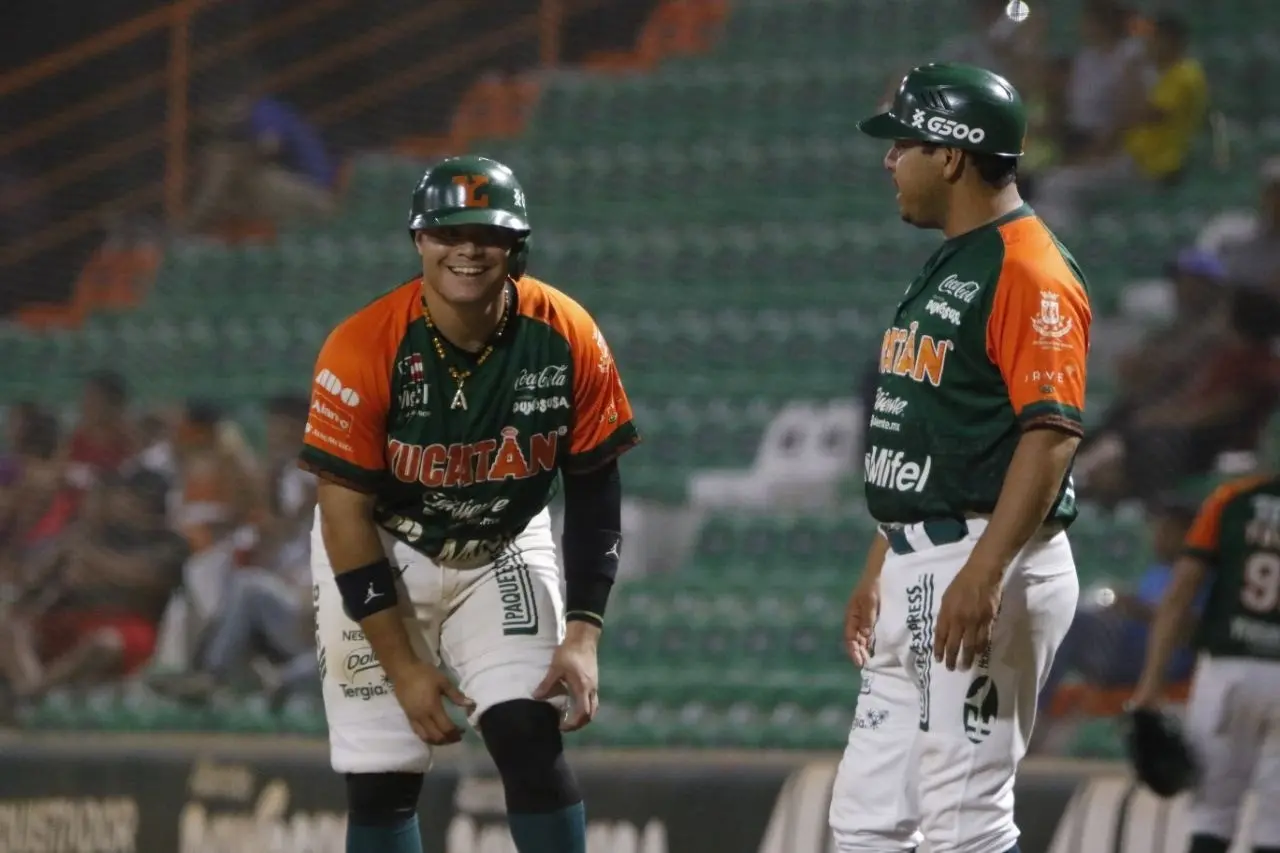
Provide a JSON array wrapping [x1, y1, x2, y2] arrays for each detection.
[[408, 154, 531, 279], [858, 63, 1026, 158]]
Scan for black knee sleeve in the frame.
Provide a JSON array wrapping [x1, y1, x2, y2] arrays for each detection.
[[345, 772, 423, 826], [1188, 835, 1231, 853], [480, 699, 581, 813]]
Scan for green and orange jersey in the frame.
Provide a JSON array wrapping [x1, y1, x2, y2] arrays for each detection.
[[1184, 474, 1280, 660], [866, 204, 1091, 525], [300, 275, 639, 563]]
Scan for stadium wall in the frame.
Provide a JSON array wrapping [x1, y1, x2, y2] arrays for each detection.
[[0, 733, 1263, 853]]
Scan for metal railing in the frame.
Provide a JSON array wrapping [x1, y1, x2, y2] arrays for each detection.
[[0, 0, 587, 276]]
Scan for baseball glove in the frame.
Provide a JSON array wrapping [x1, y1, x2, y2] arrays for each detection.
[[1126, 707, 1199, 798]]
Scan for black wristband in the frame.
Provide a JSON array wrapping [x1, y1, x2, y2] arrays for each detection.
[[334, 557, 400, 622]]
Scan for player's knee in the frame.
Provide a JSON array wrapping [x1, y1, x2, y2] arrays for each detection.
[[480, 699, 581, 812], [345, 772, 423, 825], [1187, 834, 1231, 853]]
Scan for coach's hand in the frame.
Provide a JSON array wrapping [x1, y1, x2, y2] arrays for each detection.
[[393, 661, 474, 746], [933, 562, 1002, 671], [844, 577, 880, 668], [534, 622, 600, 732]]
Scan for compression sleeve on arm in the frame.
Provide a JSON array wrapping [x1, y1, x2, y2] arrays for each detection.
[[560, 458, 622, 628]]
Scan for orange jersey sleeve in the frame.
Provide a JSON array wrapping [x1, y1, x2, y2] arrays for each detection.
[[1184, 474, 1271, 559], [517, 278, 639, 472], [985, 216, 1091, 435], [300, 287, 414, 490]]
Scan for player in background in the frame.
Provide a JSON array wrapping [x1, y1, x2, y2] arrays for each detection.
[[300, 155, 639, 853], [829, 64, 1090, 853], [1132, 475, 1280, 853]]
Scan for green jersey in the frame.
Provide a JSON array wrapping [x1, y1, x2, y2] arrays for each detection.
[[865, 206, 1091, 525], [1185, 475, 1280, 661], [301, 276, 639, 567]]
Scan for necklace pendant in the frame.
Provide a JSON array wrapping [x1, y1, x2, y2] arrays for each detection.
[[451, 387, 468, 411]]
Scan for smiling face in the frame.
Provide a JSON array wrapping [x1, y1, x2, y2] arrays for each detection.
[[415, 224, 520, 306], [883, 140, 953, 230]]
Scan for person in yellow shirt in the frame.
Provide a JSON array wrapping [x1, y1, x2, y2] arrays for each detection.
[[1124, 14, 1208, 181], [1032, 12, 1208, 228]]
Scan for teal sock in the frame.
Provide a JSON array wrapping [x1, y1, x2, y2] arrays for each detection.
[[507, 802, 587, 853], [346, 814, 423, 853]]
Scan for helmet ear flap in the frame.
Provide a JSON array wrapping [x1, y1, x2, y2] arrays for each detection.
[[507, 234, 530, 280]]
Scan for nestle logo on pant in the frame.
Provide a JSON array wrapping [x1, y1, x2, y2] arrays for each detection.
[[865, 446, 932, 492]]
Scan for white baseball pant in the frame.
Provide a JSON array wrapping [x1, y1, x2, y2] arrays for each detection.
[[311, 507, 565, 774], [829, 518, 1078, 853], [1184, 654, 1280, 847]]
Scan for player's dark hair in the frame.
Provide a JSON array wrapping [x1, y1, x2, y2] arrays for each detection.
[[84, 369, 128, 407], [918, 143, 1017, 189], [1153, 13, 1190, 48], [921, 143, 1018, 188], [968, 152, 1019, 189]]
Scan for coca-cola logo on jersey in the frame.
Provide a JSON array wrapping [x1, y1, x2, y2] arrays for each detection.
[[513, 365, 568, 392]]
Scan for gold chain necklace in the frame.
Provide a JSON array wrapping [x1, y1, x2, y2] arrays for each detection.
[[422, 288, 510, 412]]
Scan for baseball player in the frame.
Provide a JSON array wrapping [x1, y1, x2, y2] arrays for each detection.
[[1131, 474, 1280, 853], [828, 64, 1091, 853], [299, 154, 639, 853]]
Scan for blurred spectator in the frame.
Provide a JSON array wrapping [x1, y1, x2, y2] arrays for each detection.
[[1217, 156, 1280, 296], [172, 401, 264, 554], [0, 469, 187, 712], [0, 407, 75, 568], [130, 409, 181, 491], [1058, 0, 1148, 162], [1109, 248, 1232, 407], [65, 370, 135, 494], [1034, 11, 1207, 227], [200, 397, 315, 692], [1, 402, 40, 471], [1037, 499, 1204, 722], [183, 92, 338, 234], [1075, 284, 1280, 506]]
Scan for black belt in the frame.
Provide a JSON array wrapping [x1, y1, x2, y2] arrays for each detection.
[[879, 518, 971, 556]]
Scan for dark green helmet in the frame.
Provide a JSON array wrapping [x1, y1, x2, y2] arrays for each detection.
[[858, 63, 1026, 158], [408, 155, 531, 277]]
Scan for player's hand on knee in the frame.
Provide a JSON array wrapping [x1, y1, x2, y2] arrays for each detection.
[[933, 563, 1001, 672], [394, 662, 475, 746], [534, 637, 599, 732], [844, 577, 880, 667]]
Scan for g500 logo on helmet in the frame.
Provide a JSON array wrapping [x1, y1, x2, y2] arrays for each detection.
[[910, 109, 987, 144]]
